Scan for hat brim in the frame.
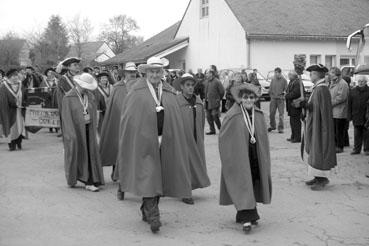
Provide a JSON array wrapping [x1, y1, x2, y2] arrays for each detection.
[[74, 77, 98, 91], [124, 67, 137, 71], [138, 64, 165, 74], [179, 76, 197, 85], [306, 65, 328, 73], [230, 83, 262, 104], [62, 57, 81, 66]]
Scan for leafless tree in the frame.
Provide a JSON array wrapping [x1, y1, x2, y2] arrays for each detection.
[[99, 15, 143, 54], [68, 15, 94, 57]]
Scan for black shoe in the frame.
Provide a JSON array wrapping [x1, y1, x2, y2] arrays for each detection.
[[268, 127, 275, 132], [305, 178, 317, 186], [16, 141, 22, 150], [117, 190, 124, 201], [242, 222, 252, 233], [311, 178, 329, 191], [336, 147, 343, 153], [206, 132, 216, 135], [150, 219, 161, 233], [287, 138, 292, 142], [350, 151, 360, 155], [291, 139, 301, 143], [278, 130, 284, 134], [182, 198, 194, 205], [8, 143, 16, 151], [251, 220, 258, 226]]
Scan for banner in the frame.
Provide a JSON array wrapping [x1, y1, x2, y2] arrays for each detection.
[[25, 107, 60, 128]]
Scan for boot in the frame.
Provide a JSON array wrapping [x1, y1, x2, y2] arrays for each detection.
[[142, 197, 161, 233], [8, 142, 16, 151], [16, 137, 22, 150]]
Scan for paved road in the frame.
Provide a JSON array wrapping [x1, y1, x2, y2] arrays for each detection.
[[1, 102, 369, 246]]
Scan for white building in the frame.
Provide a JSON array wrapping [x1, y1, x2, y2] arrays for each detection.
[[105, 0, 369, 75]]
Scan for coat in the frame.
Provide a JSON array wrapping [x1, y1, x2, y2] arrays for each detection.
[[56, 73, 75, 114], [285, 79, 303, 117], [99, 81, 128, 167], [116, 78, 192, 198], [348, 85, 369, 126], [177, 94, 210, 190], [304, 80, 337, 170], [329, 79, 349, 119], [61, 88, 104, 186], [219, 104, 272, 210], [204, 78, 225, 110]]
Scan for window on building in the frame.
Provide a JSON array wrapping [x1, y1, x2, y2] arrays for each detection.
[[200, 0, 209, 18], [340, 56, 356, 67], [325, 55, 336, 68], [310, 55, 321, 65]]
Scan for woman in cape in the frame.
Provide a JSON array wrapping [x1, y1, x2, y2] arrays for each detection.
[[0, 69, 27, 150], [219, 83, 272, 233], [61, 73, 104, 192]]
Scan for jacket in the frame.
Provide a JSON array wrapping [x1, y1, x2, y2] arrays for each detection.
[[285, 79, 304, 117], [329, 79, 349, 119], [204, 77, 225, 110], [348, 85, 369, 126]]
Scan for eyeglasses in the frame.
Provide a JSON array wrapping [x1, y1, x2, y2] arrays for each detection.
[[242, 96, 255, 100]]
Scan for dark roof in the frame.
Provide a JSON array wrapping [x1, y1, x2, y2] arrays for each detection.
[[225, 0, 369, 39], [103, 22, 187, 65], [66, 41, 106, 62]]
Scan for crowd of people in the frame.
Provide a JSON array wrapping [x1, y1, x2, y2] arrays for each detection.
[[0, 56, 369, 234]]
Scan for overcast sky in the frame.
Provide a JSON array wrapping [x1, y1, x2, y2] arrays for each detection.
[[0, 0, 189, 40]]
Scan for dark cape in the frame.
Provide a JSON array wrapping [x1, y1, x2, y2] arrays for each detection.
[[100, 81, 128, 167], [61, 88, 104, 186], [304, 81, 337, 170], [56, 73, 75, 113], [177, 94, 210, 189], [219, 104, 272, 210], [0, 83, 18, 137], [116, 78, 192, 198]]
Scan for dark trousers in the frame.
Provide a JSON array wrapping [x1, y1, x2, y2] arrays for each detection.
[[221, 99, 227, 113], [269, 98, 285, 131], [344, 120, 350, 147], [334, 118, 346, 149], [141, 197, 160, 222], [289, 115, 301, 142], [206, 108, 221, 133], [236, 208, 260, 223], [353, 125, 369, 153]]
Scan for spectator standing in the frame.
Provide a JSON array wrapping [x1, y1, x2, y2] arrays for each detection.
[[328, 67, 349, 153], [348, 75, 369, 155], [194, 68, 205, 100], [268, 67, 288, 133]]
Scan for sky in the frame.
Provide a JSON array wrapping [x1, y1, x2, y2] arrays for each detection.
[[0, 0, 189, 40]]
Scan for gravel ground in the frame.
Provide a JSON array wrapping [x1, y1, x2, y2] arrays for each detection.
[[1, 102, 369, 246]]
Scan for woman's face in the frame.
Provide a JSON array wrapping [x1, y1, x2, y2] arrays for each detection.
[[234, 74, 243, 83], [241, 93, 256, 110], [100, 76, 109, 86]]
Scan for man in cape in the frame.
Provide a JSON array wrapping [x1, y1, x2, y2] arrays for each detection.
[[177, 74, 210, 205], [303, 64, 337, 191], [99, 62, 137, 200], [116, 57, 191, 233], [0, 69, 27, 151], [61, 73, 104, 192], [56, 57, 81, 136], [219, 83, 272, 233]]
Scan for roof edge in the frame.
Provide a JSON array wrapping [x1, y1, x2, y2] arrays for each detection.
[[246, 33, 349, 41], [174, 0, 192, 38]]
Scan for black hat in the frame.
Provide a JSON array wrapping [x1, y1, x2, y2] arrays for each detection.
[[44, 67, 55, 76], [306, 64, 328, 73], [25, 66, 35, 71], [6, 68, 19, 78], [61, 57, 81, 67], [179, 73, 197, 85], [97, 71, 110, 78], [83, 67, 93, 73]]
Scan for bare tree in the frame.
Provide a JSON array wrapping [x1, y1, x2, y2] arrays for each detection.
[[99, 15, 143, 54], [68, 15, 94, 57]]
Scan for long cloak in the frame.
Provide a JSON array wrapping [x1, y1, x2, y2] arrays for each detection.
[[0, 82, 26, 140], [61, 88, 104, 186], [56, 73, 75, 114], [177, 94, 210, 189], [116, 78, 192, 198], [219, 104, 272, 210], [100, 81, 128, 167], [304, 81, 337, 170]]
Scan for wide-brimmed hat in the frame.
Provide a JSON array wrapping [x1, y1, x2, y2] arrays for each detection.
[[73, 73, 98, 91], [96, 71, 110, 78], [230, 83, 262, 104], [138, 56, 169, 74], [61, 57, 81, 67], [179, 73, 197, 85], [306, 64, 328, 73], [124, 62, 137, 71]]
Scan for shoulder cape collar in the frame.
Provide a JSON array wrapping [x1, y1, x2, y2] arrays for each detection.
[[133, 78, 177, 94]]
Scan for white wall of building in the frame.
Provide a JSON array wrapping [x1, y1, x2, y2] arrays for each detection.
[[249, 39, 358, 76], [175, 0, 247, 71]]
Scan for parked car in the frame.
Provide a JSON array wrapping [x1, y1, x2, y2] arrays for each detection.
[[219, 68, 270, 100], [266, 70, 313, 96]]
